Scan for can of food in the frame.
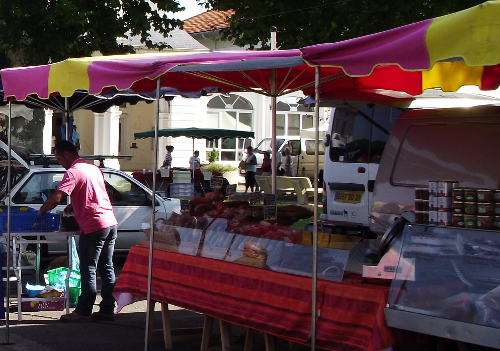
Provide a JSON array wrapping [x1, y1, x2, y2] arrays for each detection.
[[438, 181, 459, 197], [453, 202, 464, 214], [477, 215, 494, 230], [464, 202, 478, 215], [415, 187, 429, 200], [452, 188, 465, 201], [429, 195, 438, 210], [428, 181, 439, 196], [428, 210, 439, 225], [477, 189, 494, 203], [493, 216, 500, 229], [437, 211, 452, 226], [464, 215, 477, 228], [494, 190, 500, 202], [415, 199, 424, 211], [414, 211, 429, 224], [494, 204, 500, 215], [463, 188, 477, 202], [477, 202, 494, 216], [438, 197, 453, 210], [452, 214, 464, 227]]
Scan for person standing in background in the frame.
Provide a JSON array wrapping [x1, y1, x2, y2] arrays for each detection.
[[189, 150, 201, 170], [261, 152, 271, 176], [38, 140, 118, 322], [161, 145, 174, 169], [72, 125, 80, 152], [284, 147, 294, 176], [240, 146, 257, 193]]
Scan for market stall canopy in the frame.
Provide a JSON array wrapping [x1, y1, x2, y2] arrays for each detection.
[[300, 1, 500, 97], [0, 50, 311, 101], [134, 127, 254, 140]]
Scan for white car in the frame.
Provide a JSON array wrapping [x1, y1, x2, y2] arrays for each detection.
[[0, 141, 180, 255]]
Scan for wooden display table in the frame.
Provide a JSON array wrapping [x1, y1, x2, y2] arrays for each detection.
[[114, 246, 397, 351]]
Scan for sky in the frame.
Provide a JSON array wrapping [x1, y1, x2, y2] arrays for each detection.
[[173, 0, 206, 20]]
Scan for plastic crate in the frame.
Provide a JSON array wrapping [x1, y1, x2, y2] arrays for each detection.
[[0, 212, 60, 232]]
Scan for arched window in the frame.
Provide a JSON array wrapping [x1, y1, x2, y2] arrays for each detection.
[[277, 100, 314, 136], [207, 94, 253, 161]]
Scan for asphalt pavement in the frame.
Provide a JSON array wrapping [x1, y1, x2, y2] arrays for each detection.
[[1, 255, 307, 351]]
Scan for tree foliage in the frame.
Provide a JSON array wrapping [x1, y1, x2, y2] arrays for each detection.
[[0, 0, 184, 68], [199, 0, 485, 49]]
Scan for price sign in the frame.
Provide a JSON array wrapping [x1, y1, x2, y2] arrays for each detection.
[[249, 192, 260, 205], [180, 199, 190, 212], [263, 194, 277, 206], [211, 176, 223, 189], [226, 184, 237, 197], [264, 205, 277, 221]]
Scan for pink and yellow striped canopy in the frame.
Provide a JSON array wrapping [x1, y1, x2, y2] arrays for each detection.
[[2, 1, 500, 104], [301, 1, 500, 96]]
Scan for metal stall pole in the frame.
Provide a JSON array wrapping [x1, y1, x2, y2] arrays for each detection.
[[311, 66, 321, 351], [145, 78, 161, 351], [2, 101, 13, 345], [270, 26, 278, 195]]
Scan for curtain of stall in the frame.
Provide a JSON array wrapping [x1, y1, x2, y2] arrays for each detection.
[[310, 66, 321, 350], [144, 78, 161, 351]]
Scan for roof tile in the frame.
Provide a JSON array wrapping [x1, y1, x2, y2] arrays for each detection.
[[183, 10, 234, 34]]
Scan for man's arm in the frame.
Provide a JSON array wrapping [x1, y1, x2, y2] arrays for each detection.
[[38, 190, 67, 214]]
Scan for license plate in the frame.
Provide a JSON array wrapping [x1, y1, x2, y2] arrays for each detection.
[[335, 191, 362, 204]]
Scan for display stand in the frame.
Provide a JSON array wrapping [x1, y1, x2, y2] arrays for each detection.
[[385, 224, 500, 349], [11, 231, 79, 321]]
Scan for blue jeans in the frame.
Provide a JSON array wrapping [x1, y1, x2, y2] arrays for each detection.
[[75, 226, 117, 316]]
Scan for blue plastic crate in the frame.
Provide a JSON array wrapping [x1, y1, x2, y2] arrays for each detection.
[[0, 212, 60, 232]]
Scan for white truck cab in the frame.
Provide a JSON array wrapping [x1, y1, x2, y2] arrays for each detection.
[[321, 107, 403, 228]]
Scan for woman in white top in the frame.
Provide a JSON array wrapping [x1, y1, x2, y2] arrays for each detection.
[[241, 146, 257, 193], [189, 150, 201, 170]]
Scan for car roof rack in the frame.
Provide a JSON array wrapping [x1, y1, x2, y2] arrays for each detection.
[[28, 154, 133, 168]]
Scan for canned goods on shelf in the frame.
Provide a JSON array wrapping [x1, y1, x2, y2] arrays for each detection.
[[477, 189, 495, 203], [477, 203, 494, 216], [464, 202, 478, 215], [452, 214, 464, 227], [452, 188, 465, 201], [464, 215, 477, 228], [438, 181, 459, 197], [452, 202, 464, 214], [463, 188, 477, 202], [477, 215, 494, 230]]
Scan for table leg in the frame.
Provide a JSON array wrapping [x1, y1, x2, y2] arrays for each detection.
[[200, 315, 214, 351], [161, 303, 173, 349], [148, 300, 156, 341], [244, 328, 256, 351], [264, 333, 276, 351], [220, 320, 232, 351]]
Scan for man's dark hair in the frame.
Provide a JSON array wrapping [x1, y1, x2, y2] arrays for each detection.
[[54, 140, 78, 155]]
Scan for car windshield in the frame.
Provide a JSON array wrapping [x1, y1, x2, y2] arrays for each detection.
[[0, 169, 28, 200], [254, 138, 285, 153]]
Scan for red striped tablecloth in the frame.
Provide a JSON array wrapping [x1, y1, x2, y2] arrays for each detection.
[[113, 246, 396, 351]]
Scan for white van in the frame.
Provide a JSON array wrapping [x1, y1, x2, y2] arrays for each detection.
[[321, 107, 404, 228], [370, 105, 500, 235], [251, 132, 326, 179]]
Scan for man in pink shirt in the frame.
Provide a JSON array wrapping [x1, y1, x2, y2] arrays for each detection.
[[39, 140, 118, 323]]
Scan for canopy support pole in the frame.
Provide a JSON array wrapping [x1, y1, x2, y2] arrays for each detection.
[[311, 66, 321, 351], [144, 78, 161, 351], [2, 102, 13, 345], [192, 137, 195, 180], [271, 75, 277, 195]]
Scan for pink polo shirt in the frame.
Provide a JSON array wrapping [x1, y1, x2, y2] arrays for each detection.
[[57, 158, 117, 234]]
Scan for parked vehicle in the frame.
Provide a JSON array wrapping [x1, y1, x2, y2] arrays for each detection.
[[322, 104, 500, 239], [370, 105, 500, 235], [0, 141, 180, 255], [321, 107, 403, 228], [250, 130, 327, 179]]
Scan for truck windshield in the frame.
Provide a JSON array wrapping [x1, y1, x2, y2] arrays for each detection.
[[254, 138, 285, 153], [329, 107, 401, 163]]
